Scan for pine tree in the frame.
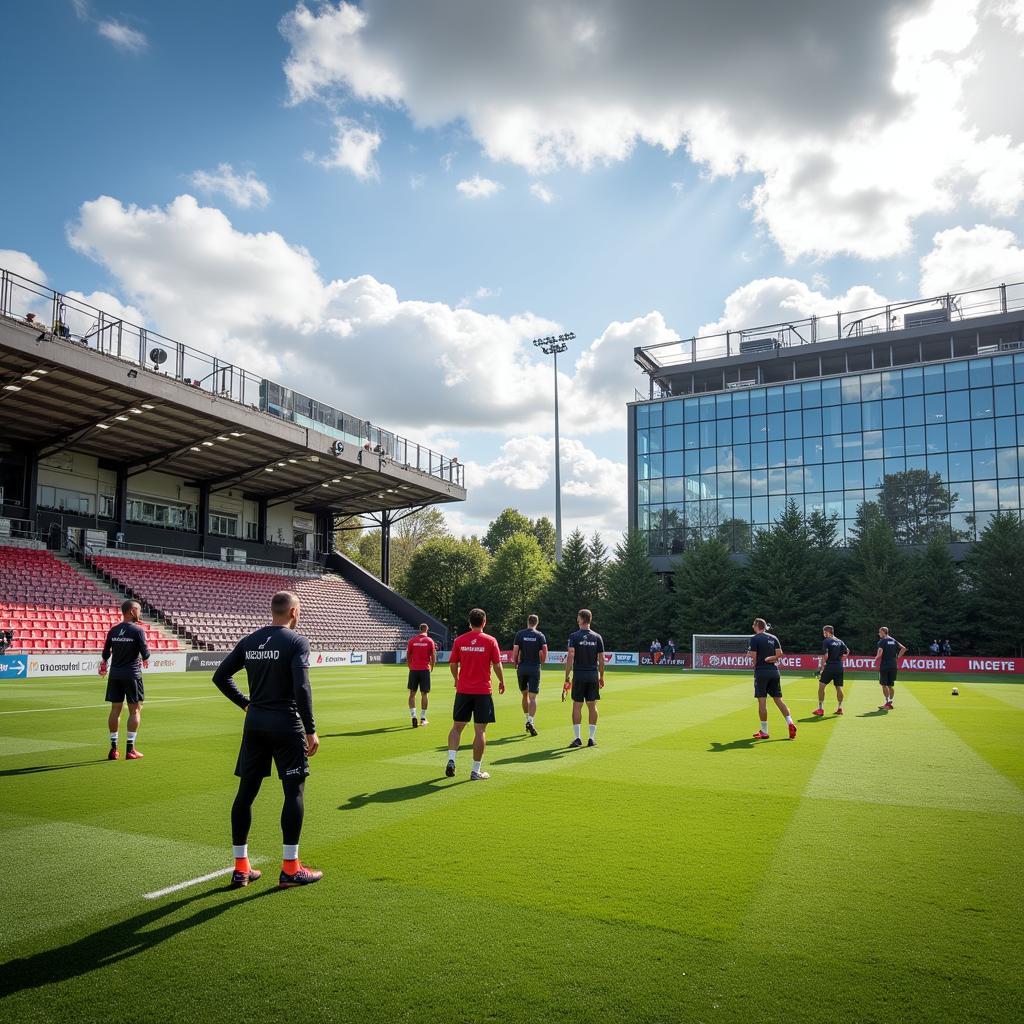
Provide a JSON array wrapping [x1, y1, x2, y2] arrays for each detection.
[[537, 529, 596, 640], [598, 531, 669, 650], [587, 532, 609, 604], [963, 511, 1024, 655], [669, 536, 745, 649], [911, 533, 968, 653]]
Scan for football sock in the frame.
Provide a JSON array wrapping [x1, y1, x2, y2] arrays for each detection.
[[760, 721, 769, 733], [589, 724, 597, 740], [410, 707, 417, 718], [447, 749, 457, 762], [817, 700, 823, 709], [232, 844, 249, 872], [785, 715, 794, 725], [471, 760, 482, 773], [127, 731, 137, 746], [573, 724, 582, 740], [109, 732, 118, 746], [283, 844, 299, 870]]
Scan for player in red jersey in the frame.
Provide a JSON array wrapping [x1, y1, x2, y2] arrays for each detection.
[[445, 608, 505, 781], [406, 624, 437, 727]]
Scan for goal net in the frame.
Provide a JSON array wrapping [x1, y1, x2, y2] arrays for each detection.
[[692, 634, 754, 670]]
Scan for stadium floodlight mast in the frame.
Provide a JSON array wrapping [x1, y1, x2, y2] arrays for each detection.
[[532, 331, 575, 563]]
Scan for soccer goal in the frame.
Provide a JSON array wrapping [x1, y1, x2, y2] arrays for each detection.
[[692, 634, 754, 670]]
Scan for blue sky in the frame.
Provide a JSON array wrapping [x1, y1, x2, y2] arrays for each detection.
[[2, 1, 1023, 538]]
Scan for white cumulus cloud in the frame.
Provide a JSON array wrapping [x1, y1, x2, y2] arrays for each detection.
[[919, 224, 1024, 294], [189, 164, 270, 208], [315, 118, 382, 180], [97, 19, 148, 54], [529, 182, 555, 203], [456, 175, 503, 199]]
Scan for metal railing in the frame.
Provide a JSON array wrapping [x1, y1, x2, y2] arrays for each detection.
[[0, 266, 465, 489], [636, 280, 1024, 372]]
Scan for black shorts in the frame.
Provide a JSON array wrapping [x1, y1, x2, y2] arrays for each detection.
[[879, 667, 898, 686], [753, 671, 782, 699], [819, 665, 844, 687], [407, 669, 431, 693], [571, 672, 601, 703], [517, 667, 541, 693], [452, 692, 495, 724], [105, 676, 144, 704], [235, 725, 309, 780]]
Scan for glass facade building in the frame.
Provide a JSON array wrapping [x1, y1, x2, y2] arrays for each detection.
[[630, 351, 1024, 558]]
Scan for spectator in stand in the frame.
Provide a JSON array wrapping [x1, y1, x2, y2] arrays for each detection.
[[929, 639, 940, 654], [649, 638, 662, 655], [941, 639, 952, 656], [0, 628, 11, 655], [665, 638, 676, 659]]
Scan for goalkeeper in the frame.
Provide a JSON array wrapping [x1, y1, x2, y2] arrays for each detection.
[[814, 625, 849, 717]]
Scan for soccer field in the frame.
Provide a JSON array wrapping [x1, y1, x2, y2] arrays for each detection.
[[1, 667, 1021, 1024]]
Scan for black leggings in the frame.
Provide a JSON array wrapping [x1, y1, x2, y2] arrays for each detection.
[[231, 775, 305, 845]]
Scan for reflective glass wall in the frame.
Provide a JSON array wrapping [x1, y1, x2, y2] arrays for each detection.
[[633, 352, 1024, 555]]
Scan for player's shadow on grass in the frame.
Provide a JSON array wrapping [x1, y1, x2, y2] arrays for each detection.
[[0, 885, 277, 998], [492, 747, 574, 765], [321, 726, 408, 738], [339, 777, 468, 810], [0, 759, 105, 778], [797, 714, 834, 724], [857, 709, 890, 718], [707, 738, 767, 751]]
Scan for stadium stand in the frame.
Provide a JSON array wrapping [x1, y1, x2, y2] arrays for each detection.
[[89, 552, 416, 651], [0, 544, 180, 652]]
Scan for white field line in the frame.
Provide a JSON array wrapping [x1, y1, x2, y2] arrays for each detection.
[[143, 859, 265, 900], [0, 694, 222, 716]]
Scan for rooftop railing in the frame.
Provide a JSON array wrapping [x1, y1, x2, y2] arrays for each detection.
[[635, 281, 1024, 374], [0, 266, 465, 489]]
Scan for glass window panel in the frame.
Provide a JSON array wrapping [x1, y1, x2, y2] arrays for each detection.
[[998, 479, 1019, 510], [820, 405, 842, 434], [973, 480, 997, 510], [768, 495, 788, 521], [970, 388, 994, 419], [1014, 353, 1024, 381], [636, 404, 649, 428], [973, 450, 996, 480], [997, 446, 1018, 478], [685, 450, 699, 475], [785, 410, 802, 438], [638, 480, 650, 504], [802, 408, 822, 435], [650, 454, 663, 477], [649, 403, 663, 426], [842, 404, 862, 432], [664, 424, 683, 451], [784, 384, 802, 410], [927, 454, 948, 480], [881, 370, 903, 398], [947, 421, 971, 451], [821, 378, 842, 407], [945, 391, 969, 421], [750, 414, 768, 442], [844, 493, 864, 519], [767, 387, 784, 413], [767, 441, 785, 468], [904, 395, 924, 426], [647, 427, 664, 452], [768, 469, 786, 494], [684, 398, 700, 423], [699, 396, 715, 421], [905, 426, 926, 456], [733, 444, 750, 470], [883, 427, 905, 457], [994, 385, 1015, 417], [805, 492, 824, 515], [700, 473, 718, 499], [749, 388, 767, 415], [969, 358, 993, 388], [734, 417, 751, 444], [861, 401, 882, 430], [700, 422, 716, 447], [906, 455, 926, 472], [863, 459, 884, 487], [844, 461, 864, 488], [923, 363, 945, 393], [732, 392, 750, 417], [805, 465, 823, 491], [948, 452, 972, 481], [684, 423, 700, 449], [717, 419, 733, 445], [636, 429, 650, 456], [665, 477, 686, 501], [751, 470, 768, 495], [734, 497, 752, 521], [785, 467, 802, 492], [903, 367, 923, 395], [734, 471, 751, 496], [717, 446, 734, 471], [786, 439, 803, 465], [842, 377, 861, 404], [767, 412, 785, 441], [664, 400, 683, 425], [1017, 383, 1024, 409], [825, 463, 844, 490], [752, 496, 769, 523], [751, 443, 768, 469], [649, 479, 663, 502], [664, 451, 684, 477], [863, 430, 884, 459], [685, 477, 701, 500], [637, 453, 650, 479], [716, 394, 732, 418], [950, 511, 973, 538], [952, 483, 973, 512], [945, 361, 968, 391], [803, 436, 823, 464], [801, 380, 821, 407], [843, 433, 863, 461], [637, 506, 650, 530], [972, 419, 995, 449], [861, 373, 881, 400], [884, 457, 907, 475], [700, 448, 717, 473], [925, 393, 946, 422], [823, 434, 843, 462], [718, 473, 734, 497], [882, 401, 904, 429]]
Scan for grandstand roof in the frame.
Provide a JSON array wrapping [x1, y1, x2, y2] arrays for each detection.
[[0, 317, 466, 515]]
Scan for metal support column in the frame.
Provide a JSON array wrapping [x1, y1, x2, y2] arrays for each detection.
[[198, 482, 210, 553], [380, 509, 391, 586], [257, 497, 268, 545], [115, 464, 128, 537]]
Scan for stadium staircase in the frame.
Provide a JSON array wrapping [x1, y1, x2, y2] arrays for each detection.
[[85, 552, 417, 652], [0, 543, 181, 653]]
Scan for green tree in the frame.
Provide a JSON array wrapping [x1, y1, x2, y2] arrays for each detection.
[[963, 511, 1024, 655], [482, 508, 534, 555], [669, 536, 745, 649], [715, 517, 752, 554], [844, 503, 922, 650], [587, 532, 609, 604], [388, 507, 450, 591], [747, 500, 827, 651], [538, 529, 599, 640], [910, 533, 968, 653], [332, 516, 364, 561], [877, 469, 958, 544], [483, 532, 553, 643], [532, 516, 557, 561], [598, 530, 669, 650], [355, 529, 382, 579], [403, 537, 490, 638]]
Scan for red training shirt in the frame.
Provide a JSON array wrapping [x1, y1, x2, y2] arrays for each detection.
[[450, 630, 501, 694], [407, 634, 436, 671]]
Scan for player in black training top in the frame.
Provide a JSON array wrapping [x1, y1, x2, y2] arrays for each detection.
[[873, 625, 907, 711], [512, 613, 548, 736], [564, 608, 604, 748], [748, 617, 796, 740], [99, 600, 150, 761], [213, 590, 322, 890], [815, 625, 850, 717]]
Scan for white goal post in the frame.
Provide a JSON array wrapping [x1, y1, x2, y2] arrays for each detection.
[[692, 634, 754, 670]]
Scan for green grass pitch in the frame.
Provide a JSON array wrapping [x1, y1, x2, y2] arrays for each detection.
[[1, 667, 1021, 1024]]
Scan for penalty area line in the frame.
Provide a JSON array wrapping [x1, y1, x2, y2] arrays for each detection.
[[143, 860, 265, 900]]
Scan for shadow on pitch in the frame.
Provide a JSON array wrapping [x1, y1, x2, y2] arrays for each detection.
[[339, 777, 469, 810], [0, 759, 106, 778], [321, 726, 408, 738], [707, 736, 791, 751], [0, 884, 277, 998], [857, 709, 890, 718], [492, 746, 574, 765], [431, 733, 528, 754]]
